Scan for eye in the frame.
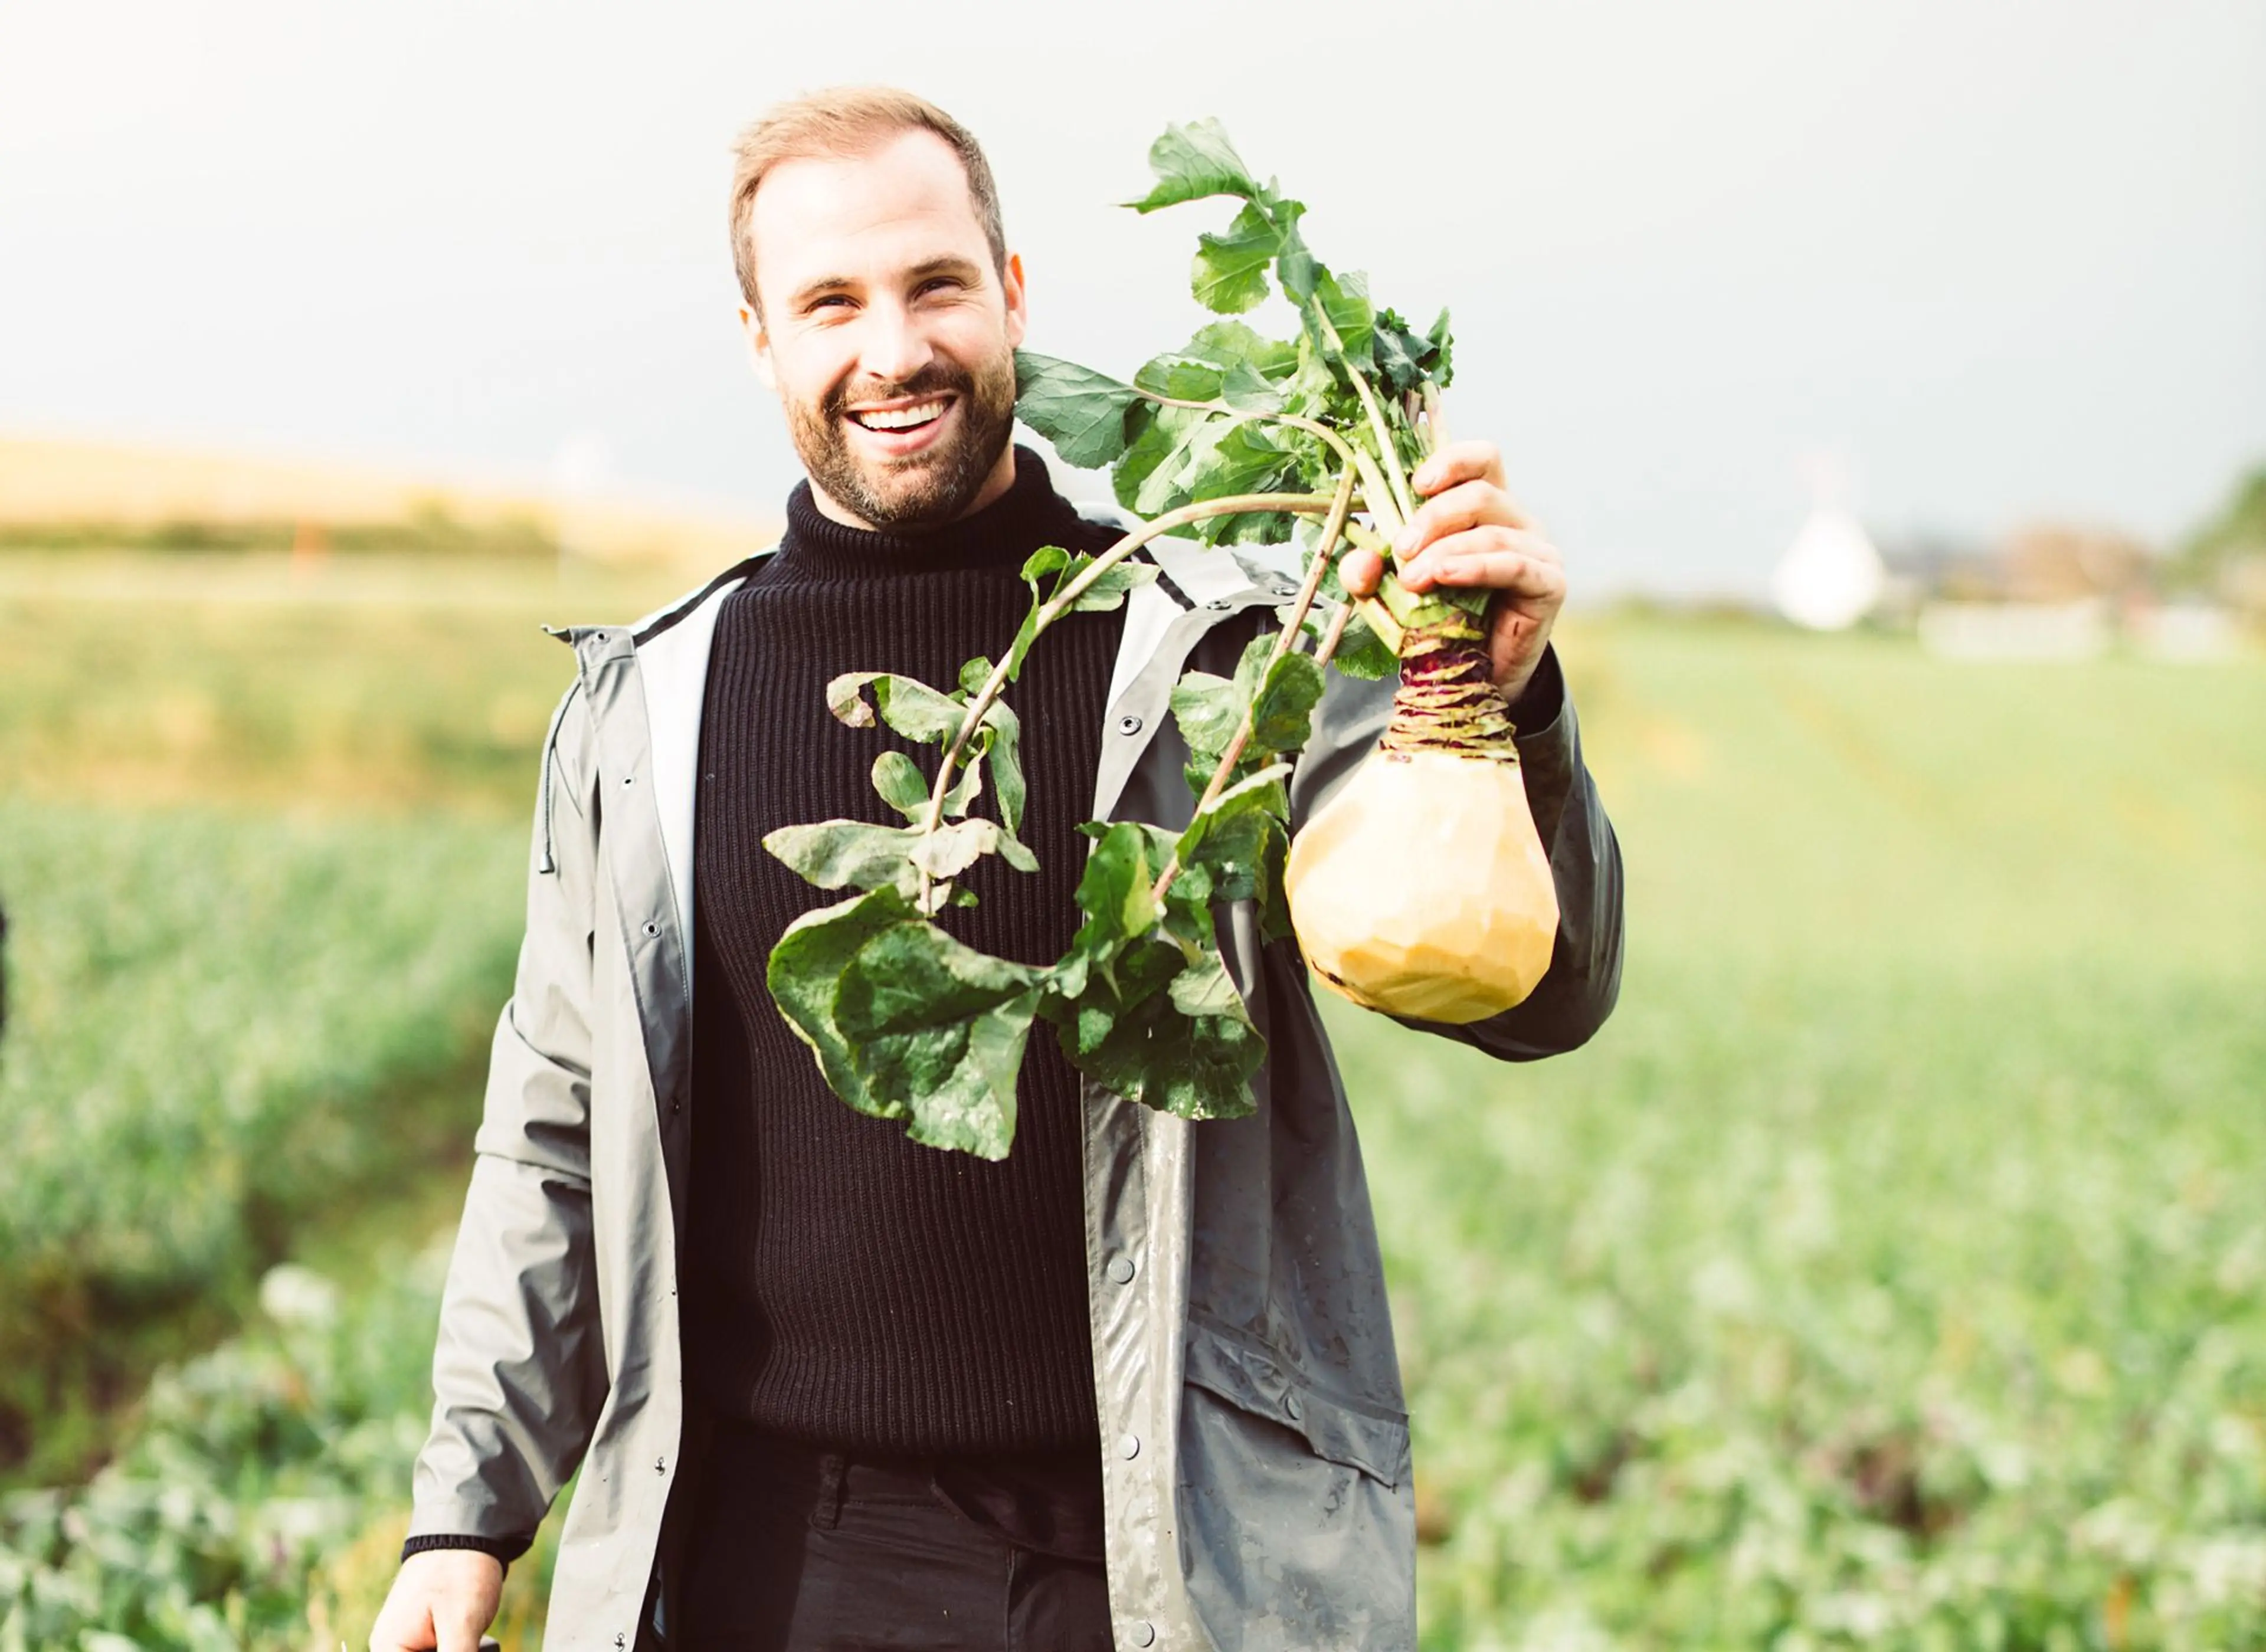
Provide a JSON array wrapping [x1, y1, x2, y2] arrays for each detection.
[[916, 276, 966, 298]]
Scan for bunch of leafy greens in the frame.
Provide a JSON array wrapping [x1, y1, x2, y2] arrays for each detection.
[[763, 119, 1464, 1158]]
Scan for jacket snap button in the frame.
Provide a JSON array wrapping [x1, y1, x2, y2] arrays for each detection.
[[643, 921, 659, 937], [1118, 1433, 1141, 1460], [613, 1636, 626, 1650], [1285, 1391, 1303, 1421], [656, 1456, 667, 1474], [1106, 1254, 1136, 1285], [623, 774, 635, 786], [1116, 714, 1143, 736], [1129, 1621, 1157, 1648]]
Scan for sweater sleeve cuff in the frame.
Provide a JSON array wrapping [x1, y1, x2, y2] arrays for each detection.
[[401, 1530, 532, 1566]]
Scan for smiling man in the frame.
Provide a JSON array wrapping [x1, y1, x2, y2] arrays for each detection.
[[372, 87, 1622, 1652]]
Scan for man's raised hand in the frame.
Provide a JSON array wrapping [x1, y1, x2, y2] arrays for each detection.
[[1337, 438, 1568, 707]]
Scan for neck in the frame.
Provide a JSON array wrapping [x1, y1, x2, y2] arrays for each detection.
[[808, 441, 1022, 533], [774, 446, 1079, 579]]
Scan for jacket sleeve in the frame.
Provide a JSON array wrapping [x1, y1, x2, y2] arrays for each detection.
[[404, 677, 611, 1555], [1291, 642, 1626, 1063]]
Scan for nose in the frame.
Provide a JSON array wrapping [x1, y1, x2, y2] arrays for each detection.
[[857, 296, 934, 389]]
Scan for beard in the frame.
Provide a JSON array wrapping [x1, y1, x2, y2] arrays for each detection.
[[785, 348, 1019, 532]]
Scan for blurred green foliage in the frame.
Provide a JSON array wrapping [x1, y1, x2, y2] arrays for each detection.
[[1343, 621, 2266, 1647], [0, 801, 522, 1484]]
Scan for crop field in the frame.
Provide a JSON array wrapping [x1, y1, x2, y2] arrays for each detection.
[[2, 551, 2261, 1647]]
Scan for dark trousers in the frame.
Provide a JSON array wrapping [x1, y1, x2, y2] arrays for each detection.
[[678, 1426, 1116, 1651]]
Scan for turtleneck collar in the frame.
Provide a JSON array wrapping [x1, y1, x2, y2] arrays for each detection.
[[769, 446, 1086, 581]]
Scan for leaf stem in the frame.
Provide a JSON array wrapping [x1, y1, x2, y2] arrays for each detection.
[[1421, 381, 1450, 457], [921, 490, 1339, 842], [1150, 466, 1357, 904]]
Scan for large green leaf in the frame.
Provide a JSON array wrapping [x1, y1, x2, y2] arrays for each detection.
[[836, 922, 1046, 1158], [1057, 939, 1262, 1122], [1014, 352, 1139, 468], [765, 889, 916, 1119], [763, 820, 922, 899], [1123, 118, 1262, 213], [1191, 201, 1279, 314]]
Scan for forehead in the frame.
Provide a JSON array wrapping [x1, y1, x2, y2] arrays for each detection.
[[747, 129, 990, 300]]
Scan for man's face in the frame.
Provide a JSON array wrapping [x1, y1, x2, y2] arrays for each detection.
[[743, 130, 1026, 531]]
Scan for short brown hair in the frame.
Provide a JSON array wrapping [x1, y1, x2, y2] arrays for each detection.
[[727, 86, 1007, 313]]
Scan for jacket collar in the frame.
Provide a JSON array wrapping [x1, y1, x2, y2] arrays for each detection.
[[615, 511, 1286, 978]]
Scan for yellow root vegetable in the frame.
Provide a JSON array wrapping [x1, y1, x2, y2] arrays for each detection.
[[1287, 621, 1560, 1023]]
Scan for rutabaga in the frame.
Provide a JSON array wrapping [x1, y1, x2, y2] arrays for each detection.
[[764, 118, 1560, 1157]]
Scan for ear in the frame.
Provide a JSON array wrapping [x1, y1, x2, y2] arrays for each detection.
[[739, 305, 777, 392], [1000, 251, 1028, 352]]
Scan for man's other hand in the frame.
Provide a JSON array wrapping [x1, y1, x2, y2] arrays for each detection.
[[370, 1549, 505, 1652], [1337, 439, 1567, 706]]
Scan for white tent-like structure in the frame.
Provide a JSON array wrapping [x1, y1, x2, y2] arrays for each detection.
[[1773, 456, 1885, 630]]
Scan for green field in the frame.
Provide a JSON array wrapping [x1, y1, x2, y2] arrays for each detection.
[[2, 553, 2261, 1647]]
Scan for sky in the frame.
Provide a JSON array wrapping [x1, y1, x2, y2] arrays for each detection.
[[3, 1, 2262, 596]]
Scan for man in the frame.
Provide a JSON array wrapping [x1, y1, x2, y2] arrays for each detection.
[[373, 87, 1620, 1652]]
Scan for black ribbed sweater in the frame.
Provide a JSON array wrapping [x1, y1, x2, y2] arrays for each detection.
[[685, 450, 1123, 1456]]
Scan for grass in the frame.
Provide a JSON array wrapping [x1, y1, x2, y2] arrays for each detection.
[[2, 550, 2262, 1647], [1334, 620, 2266, 1647]]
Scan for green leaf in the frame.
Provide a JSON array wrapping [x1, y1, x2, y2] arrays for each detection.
[[1427, 306, 1455, 388], [1247, 649, 1325, 755], [940, 738, 985, 818], [763, 820, 921, 898], [908, 817, 1001, 881], [765, 889, 916, 1119], [1057, 939, 1262, 1122], [1191, 201, 1279, 314], [957, 655, 994, 697], [1328, 609, 1397, 680], [1219, 359, 1285, 415], [1070, 558, 1160, 612], [870, 752, 928, 822], [1124, 118, 1261, 213], [1067, 822, 1161, 961], [982, 700, 1027, 838], [836, 923, 1046, 1158], [1307, 267, 1375, 365], [1170, 669, 1245, 766], [1134, 354, 1226, 403], [827, 672, 964, 745], [1371, 307, 1436, 398], [1021, 545, 1072, 588], [1014, 352, 1139, 468]]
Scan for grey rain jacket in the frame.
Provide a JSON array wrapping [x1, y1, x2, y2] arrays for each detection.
[[407, 515, 1623, 1652]]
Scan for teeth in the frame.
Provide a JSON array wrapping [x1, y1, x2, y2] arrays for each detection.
[[852, 400, 947, 431]]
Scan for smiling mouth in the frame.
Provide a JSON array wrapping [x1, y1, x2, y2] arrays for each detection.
[[845, 397, 953, 434]]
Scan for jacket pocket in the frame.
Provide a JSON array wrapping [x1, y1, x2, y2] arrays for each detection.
[[1183, 1319, 1410, 1489]]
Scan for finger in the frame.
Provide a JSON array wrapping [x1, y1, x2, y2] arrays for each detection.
[[435, 1606, 483, 1652], [1393, 479, 1533, 558], [1337, 545, 1384, 597], [1409, 438, 1507, 497], [1399, 528, 1567, 600], [369, 1601, 436, 1652]]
